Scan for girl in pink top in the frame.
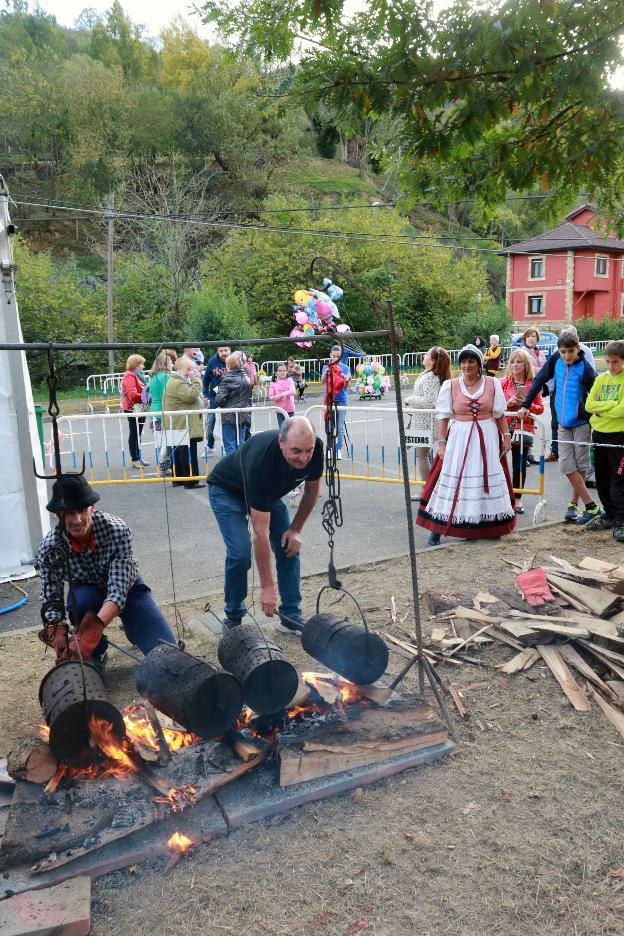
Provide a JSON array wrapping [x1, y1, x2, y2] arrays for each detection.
[[269, 363, 296, 428]]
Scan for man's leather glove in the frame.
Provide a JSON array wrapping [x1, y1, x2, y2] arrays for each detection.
[[69, 611, 106, 660], [515, 568, 556, 607], [38, 622, 69, 662]]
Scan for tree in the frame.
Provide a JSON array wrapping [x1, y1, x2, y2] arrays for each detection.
[[199, 0, 624, 225], [109, 158, 222, 331], [187, 284, 259, 343]]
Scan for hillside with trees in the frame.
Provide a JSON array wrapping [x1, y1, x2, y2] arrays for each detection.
[[7, 0, 612, 382]]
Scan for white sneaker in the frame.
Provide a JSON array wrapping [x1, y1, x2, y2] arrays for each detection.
[[206, 449, 215, 458], [140, 459, 150, 467], [131, 459, 142, 469], [336, 451, 343, 460]]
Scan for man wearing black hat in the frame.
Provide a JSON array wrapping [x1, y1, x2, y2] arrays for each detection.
[[38, 475, 176, 668]]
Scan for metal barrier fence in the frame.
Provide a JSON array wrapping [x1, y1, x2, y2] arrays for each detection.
[[53, 403, 546, 496]]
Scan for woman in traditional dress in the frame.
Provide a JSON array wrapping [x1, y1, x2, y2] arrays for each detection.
[[416, 344, 516, 546]]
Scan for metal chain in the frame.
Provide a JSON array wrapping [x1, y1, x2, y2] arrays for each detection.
[[321, 356, 343, 590]]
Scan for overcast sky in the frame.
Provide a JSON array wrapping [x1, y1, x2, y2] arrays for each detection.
[[36, 0, 210, 37]]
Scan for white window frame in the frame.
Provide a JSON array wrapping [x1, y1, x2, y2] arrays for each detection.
[[528, 255, 545, 280], [595, 254, 609, 277], [526, 294, 546, 317], [620, 295, 624, 319]]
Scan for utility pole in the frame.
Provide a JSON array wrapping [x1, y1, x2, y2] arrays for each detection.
[[106, 193, 115, 374], [0, 179, 49, 574]]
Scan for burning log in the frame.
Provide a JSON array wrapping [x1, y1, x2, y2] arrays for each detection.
[[218, 624, 299, 715], [277, 696, 448, 787], [136, 645, 243, 738], [165, 831, 195, 871], [39, 661, 126, 768], [7, 737, 57, 784]]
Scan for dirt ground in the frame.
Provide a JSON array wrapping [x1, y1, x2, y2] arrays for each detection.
[[2, 523, 624, 935]]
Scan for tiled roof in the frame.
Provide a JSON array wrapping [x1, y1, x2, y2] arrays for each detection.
[[498, 220, 624, 255]]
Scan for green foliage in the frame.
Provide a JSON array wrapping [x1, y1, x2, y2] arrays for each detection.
[[207, 195, 499, 351], [187, 284, 259, 343], [573, 316, 624, 344], [199, 0, 624, 226]]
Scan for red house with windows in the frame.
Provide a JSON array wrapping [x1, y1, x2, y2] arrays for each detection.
[[499, 204, 624, 327]]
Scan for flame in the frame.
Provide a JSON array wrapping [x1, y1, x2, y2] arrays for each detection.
[[340, 682, 361, 704], [123, 705, 198, 753], [235, 706, 255, 731], [154, 784, 198, 813], [167, 831, 193, 852], [88, 715, 139, 773], [38, 723, 50, 740], [302, 671, 363, 705]]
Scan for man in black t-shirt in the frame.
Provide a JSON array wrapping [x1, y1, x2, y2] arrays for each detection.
[[208, 416, 324, 631]]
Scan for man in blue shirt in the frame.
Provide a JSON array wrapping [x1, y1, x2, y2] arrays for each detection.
[[322, 344, 351, 459], [202, 345, 230, 455]]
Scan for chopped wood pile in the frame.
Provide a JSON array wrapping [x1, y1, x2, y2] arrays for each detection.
[[384, 556, 624, 737]]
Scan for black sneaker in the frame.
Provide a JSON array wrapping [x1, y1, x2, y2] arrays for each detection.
[[276, 617, 304, 634], [614, 525, 624, 543], [586, 514, 614, 532]]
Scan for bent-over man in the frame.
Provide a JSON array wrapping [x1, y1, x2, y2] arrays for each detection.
[[208, 416, 323, 631], [38, 475, 176, 668]]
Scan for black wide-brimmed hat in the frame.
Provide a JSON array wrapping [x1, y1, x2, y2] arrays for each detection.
[[46, 475, 100, 513]]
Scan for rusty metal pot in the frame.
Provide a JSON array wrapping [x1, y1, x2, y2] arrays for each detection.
[[39, 660, 125, 768], [217, 624, 299, 715], [136, 644, 242, 738]]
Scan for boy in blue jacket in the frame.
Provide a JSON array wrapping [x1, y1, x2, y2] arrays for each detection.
[[518, 333, 599, 525]]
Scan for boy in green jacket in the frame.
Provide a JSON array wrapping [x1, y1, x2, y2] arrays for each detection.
[[585, 340, 624, 542]]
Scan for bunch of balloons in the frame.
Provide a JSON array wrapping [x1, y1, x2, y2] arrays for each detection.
[[355, 360, 391, 400], [289, 281, 349, 348]]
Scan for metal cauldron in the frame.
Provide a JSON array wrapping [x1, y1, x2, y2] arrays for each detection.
[[136, 644, 243, 738], [39, 660, 126, 768], [301, 586, 389, 685], [217, 624, 299, 715]]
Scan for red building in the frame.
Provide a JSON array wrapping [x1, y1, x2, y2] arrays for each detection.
[[499, 204, 624, 327]]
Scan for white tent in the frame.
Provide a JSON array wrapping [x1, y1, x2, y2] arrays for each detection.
[[0, 186, 49, 579]]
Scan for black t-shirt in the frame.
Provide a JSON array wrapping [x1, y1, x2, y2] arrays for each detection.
[[208, 430, 324, 511]]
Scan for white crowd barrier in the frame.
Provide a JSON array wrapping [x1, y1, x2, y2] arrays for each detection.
[[53, 402, 547, 495]]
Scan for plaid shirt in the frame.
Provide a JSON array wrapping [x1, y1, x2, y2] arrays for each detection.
[[38, 511, 138, 623]]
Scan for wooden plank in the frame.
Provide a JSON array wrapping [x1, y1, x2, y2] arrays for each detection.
[[499, 647, 540, 674], [579, 641, 624, 682], [537, 645, 591, 712], [548, 555, 612, 585], [609, 610, 624, 628], [583, 642, 624, 666], [578, 557, 618, 574], [546, 574, 621, 619], [606, 680, 624, 701], [591, 690, 624, 741], [495, 619, 539, 642], [381, 632, 461, 665], [453, 607, 501, 625], [558, 644, 623, 705], [518, 621, 590, 639]]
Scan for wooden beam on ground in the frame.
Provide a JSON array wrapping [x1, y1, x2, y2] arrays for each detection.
[[520, 621, 590, 639], [578, 557, 619, 574], [499, 648, 540, 674], [537, 645, 591, 712], [590, 689, 624, 741], [558, 644, 624, 707], [546, 574, 621, 619], [580, 641, 624, 681], [547, 556, 612, 585]]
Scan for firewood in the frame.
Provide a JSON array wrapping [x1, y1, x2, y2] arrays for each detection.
[[278, 698, 447, 786], [7, 736, 57, 784], [610, 610, 624, 629], [421, 591, 467, 616], [499, 648, 540, 674], [578, 557, 619, 574], [580, 641, 624, 682], [494, 619, 540, 644], [546, 579, 592, 614], [547, 555, 611, 586], [558, 644, 624, 707], [546, 574, 621, 619], [537, 645, 591, 712], [226, 730, 261, 763], [445, 623, 494, 658], [606, 680, 624, 701], [381, 632, 461, 665], [289, 680, 313, 709], [518, 621, 590, 639], [588, 688, 624, 741]]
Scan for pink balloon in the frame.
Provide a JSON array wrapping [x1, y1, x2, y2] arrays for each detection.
[[316, 301, 333, 321], [295, 311, 309, 325], [296, 340, 312, 348], [336, 323, 350, 333]]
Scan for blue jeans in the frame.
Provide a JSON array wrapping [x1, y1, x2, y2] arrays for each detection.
[[208, 484, 302, 624], [206, 397, 217, 450], [336, 407, 347, 454], [222, 423, 251, 454], [67, 577, 176, 660]]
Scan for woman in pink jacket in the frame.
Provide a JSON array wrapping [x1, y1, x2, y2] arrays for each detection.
[[120, 354, 150, 468], [268, 363, 296, 428]]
